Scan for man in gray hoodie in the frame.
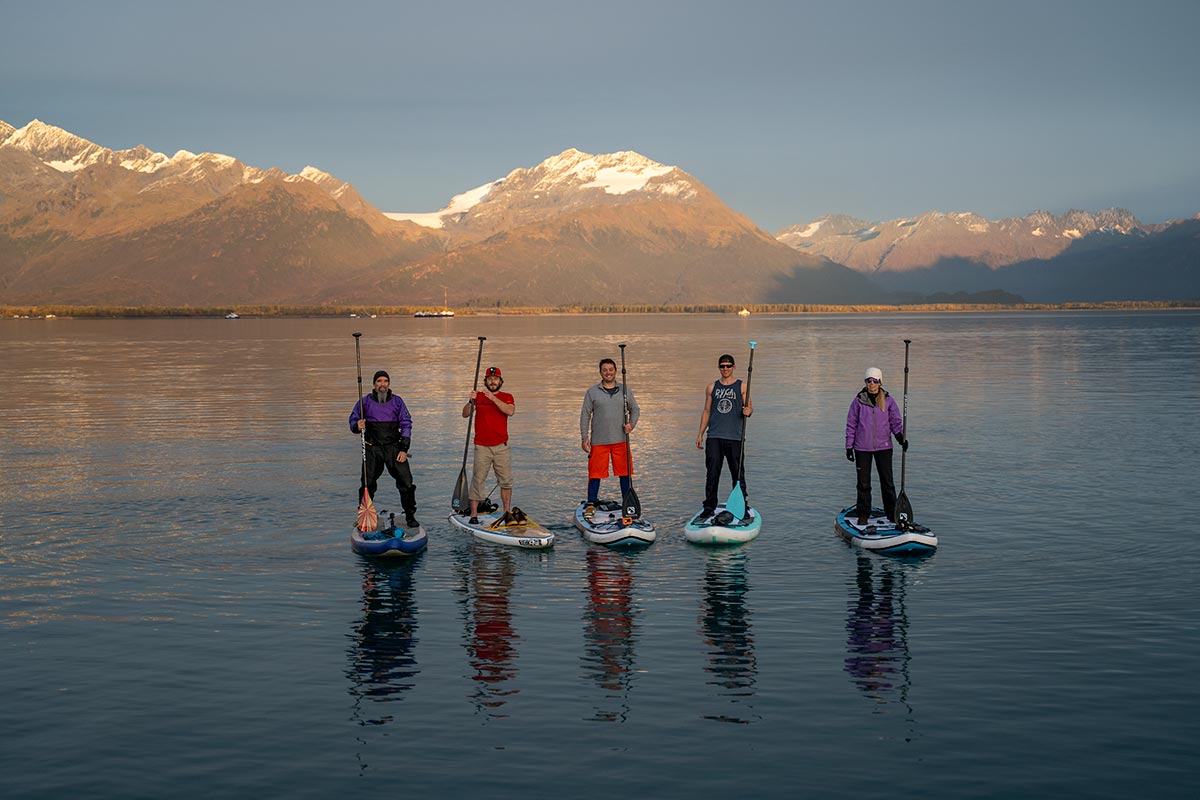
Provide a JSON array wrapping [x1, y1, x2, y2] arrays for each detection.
[[580, 357, 640, 514]]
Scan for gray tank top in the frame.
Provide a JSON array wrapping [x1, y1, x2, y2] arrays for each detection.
[[707, 379, 744, 440]]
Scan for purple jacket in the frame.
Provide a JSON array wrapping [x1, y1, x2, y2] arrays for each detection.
[[845, 389, 904, 452], [349, 390, 412, 448]]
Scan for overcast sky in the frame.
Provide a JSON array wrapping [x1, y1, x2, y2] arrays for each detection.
[[2, 0, 1197, 230]]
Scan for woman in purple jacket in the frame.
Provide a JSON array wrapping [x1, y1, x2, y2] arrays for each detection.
[[845, 367, 908, 526]]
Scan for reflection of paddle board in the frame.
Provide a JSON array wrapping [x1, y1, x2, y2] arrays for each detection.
[[684, 505, 762, 545], [834, 506, 937, 555], [448, 510, 555, 549], [573, 500, 656, 547], [350, 522, 428, 557]]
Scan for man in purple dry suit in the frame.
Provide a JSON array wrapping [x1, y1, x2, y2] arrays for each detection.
[[349, 370, 419, 528]]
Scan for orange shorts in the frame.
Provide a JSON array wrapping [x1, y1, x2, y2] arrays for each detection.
[[588, 442, 633, 479]]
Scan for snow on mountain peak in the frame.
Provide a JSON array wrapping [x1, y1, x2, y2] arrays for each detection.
[[298, 165, 335, 185], [385, 178, 504, 229], [384, 148, 694, 229], [532, 148, 677, 195]]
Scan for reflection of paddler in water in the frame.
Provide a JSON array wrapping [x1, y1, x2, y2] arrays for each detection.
[[347, 558, 421, 729], [457, 543, 520, 717], [699, 549, 758, 724], [844, 555, 914, 710], [582, 548, 637, 721]]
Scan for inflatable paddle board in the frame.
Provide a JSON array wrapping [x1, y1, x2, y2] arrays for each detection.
[[684, 505, 762, 545], [448, 508, 555, 549], [573, 500, 656, 547], [834, 505, 937, 555]]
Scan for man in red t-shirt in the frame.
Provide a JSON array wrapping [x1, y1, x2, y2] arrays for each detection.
[[461, 366, 517, 523]]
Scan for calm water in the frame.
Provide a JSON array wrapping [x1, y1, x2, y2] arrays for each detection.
[[1, 312, 1197, 799]]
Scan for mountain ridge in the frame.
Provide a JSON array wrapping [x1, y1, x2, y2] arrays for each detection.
[[1, 118, 1195, 307]]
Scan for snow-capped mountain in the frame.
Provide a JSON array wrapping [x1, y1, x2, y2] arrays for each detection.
[[0, 119, 405, 231], [386, 148, 701, 237], [3, 118, 1193, 307], [777, 208, 1158, 272], [0, 119, 443, 305], [358, 147, 861, 306]]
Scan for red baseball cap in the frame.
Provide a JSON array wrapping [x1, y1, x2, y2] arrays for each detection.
[[485, 366, 502, 377]]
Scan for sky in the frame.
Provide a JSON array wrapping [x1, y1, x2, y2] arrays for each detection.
[[2, 0, 1198, 230]]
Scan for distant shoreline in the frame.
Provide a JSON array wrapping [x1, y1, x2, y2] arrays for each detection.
[[3, 301, 1198, 319]]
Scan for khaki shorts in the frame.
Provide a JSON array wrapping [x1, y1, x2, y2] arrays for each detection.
[[471, 442, 512, 500]]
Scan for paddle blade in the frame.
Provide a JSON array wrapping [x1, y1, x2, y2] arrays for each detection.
[[621, 486, 642, 520], [357, 488, 378, 532], [895, 491, 914, 530], [724, 483, 747, 520], [451, 467, 470, 513]]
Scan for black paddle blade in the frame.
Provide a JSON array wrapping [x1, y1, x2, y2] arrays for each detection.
[[895, 491, 914, 530], [452, 468, 470, 513], [622, 487, 642, 520]]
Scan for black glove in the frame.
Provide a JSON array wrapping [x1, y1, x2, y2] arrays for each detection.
[[897, 434, 909, 452], [846, 448, 855, 462]]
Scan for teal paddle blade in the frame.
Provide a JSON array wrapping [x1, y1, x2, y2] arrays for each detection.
[[724, 483, 747, 520]]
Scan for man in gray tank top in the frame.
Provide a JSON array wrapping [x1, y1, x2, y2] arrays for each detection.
[[696, 353, 753, 517]]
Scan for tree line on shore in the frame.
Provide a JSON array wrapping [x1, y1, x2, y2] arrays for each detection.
[[3, 300, 1197, 319]]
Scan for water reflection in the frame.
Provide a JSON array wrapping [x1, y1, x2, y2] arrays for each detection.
[[581, 548, 639, 722], [456, 543, 520, 719], [346, 557, 422, 734], [844, 555, 920, 720], [699, 549, 758, 724]]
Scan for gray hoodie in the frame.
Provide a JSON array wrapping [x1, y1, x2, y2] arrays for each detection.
[[580, 383, 640, 445]]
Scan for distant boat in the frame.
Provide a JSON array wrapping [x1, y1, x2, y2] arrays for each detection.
[[738, 308, 750, 317], [416, 289, 454, 317], [224, 311, 240, 319]]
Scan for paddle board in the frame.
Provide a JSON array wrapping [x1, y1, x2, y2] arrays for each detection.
[[350, 520, 428, 557], [448, 509, 555, 549], [683, 505, 762, 545], [834, 505, 937, 555], [573, 500, 656, 547]]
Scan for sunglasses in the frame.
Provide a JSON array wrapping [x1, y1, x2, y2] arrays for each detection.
[[719, 363, 734, 369], [864, 378, 880, 384]]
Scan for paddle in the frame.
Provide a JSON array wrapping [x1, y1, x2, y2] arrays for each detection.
[[452, 336, 487, 513], [353, 333, 378, 532], [618, 343, 641, 520], [895, 338, 915, 530], [724, 341, 756, 520]]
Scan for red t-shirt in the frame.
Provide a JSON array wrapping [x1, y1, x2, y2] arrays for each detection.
[[474, 391, 514, 446]]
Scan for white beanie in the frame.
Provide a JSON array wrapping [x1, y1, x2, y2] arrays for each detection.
[[865, 367, 883, 382]]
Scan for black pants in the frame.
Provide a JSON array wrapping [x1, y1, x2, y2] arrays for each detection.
[[704, 438, 747, 511], [855, 448, 896, 520], [362, 443, 416, 515]]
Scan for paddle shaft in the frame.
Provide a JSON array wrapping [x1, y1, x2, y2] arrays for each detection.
[[900, 339, 910, 492], [619, 343, 642, 519], [619, 344, 633, 489], [735, 342, 756, 489], [460, 337, 487, 471], [353, 333, 367, 487]]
